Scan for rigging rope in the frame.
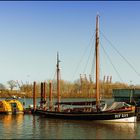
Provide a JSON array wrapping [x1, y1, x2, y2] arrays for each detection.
[[100, 30, 140, 78], [83, 41, 95, 74], [90, 49, 96, 81], [51, 69, 56, 85], [100, 42, 124, 83], [53, 70, 56, 80], [71, 30, 96, 82]]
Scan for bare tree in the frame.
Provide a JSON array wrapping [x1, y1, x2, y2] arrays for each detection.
[[0, 83, 6, 90], [7, 80, 17, 91]]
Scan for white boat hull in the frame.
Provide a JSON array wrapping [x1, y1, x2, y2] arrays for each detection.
[[101, 116, 137, 123]]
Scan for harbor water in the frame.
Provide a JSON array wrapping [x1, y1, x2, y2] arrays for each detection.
[[0, 98, 140, 139]]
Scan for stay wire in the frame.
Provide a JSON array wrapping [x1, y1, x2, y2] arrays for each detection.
[[100, 30, 140, 77], [90, 49, 96, 80], [83, 40, 95, 74], [71, 30, 96, 82], [100, 42, 124, 83]]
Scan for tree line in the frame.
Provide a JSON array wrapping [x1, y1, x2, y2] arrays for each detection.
[[0, 78, 139, 98]]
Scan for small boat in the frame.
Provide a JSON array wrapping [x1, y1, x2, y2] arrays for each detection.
[[0, 98, 24, 114], [35, 15, 136, 122], [23, 104, 34, 114]]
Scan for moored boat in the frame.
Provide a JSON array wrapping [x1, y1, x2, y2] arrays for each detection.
[[35, 101, 136, 122], [0, 98, 24, 114], [34, 15, 136, 122]]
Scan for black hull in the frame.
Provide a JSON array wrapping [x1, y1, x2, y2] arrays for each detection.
[[35, 109, 136, 121]]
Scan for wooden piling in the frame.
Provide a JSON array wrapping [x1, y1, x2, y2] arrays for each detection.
[[40, 82, 44, 108], [57, 52, 60, 112], [33, 81, 36, 112], [43, 82, 46, 102], [49, 81, 52, 111]]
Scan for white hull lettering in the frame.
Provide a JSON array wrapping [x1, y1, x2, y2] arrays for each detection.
[[115, 114, 128, 118]]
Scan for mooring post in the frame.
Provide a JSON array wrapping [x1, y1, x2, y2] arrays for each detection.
[[43, 82, 46, 102], [33, 81, 36, 112], [49, 81, 52, 111], [57, 52, 61, 112], [40, 82, 44, 109]]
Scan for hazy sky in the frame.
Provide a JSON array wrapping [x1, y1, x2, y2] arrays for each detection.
[[0, 1, 140, 86]]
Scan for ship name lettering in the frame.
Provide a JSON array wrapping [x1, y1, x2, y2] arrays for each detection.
[[115, 113, 128, 118], [115, 114, 121, 118], [121, 114, 128, 117]]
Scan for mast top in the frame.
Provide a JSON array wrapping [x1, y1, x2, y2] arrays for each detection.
[[96, 15, 99, 36], [57, 52, 61, 68]]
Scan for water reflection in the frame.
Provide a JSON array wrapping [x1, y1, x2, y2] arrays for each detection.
[[35, 118, 137, 139], [0, 114, 24, 139], [0, 114, 138, 139], [92, 122, 137, 139], [0, 97, 138, 139]]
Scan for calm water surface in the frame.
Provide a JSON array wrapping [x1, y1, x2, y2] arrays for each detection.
[[0, 98, 140, 139]]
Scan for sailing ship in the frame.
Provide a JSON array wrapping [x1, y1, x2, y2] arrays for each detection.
[[35, 15, 136, 122]]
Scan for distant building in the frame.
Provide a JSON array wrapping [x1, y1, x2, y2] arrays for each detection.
[[113, 88, 140, 106]]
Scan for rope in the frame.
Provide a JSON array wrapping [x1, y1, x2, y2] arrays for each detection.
[[71, 30, 96, 82], [83, 41, 95, 74], [90, 49, 96, 80], [52, 69, 56, 82], [100, 42, 124, 83], [100, 30, 140, 78]]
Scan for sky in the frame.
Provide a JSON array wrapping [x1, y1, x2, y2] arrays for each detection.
[[0, 1, 140, 86]]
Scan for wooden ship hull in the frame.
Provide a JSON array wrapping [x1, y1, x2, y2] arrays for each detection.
[[35, 109, 136, 122], [35, 101, 136, 122]]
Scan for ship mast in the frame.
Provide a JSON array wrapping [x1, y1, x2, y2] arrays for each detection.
[[57, 52, 60, 112], [95, 15, 100, 111]]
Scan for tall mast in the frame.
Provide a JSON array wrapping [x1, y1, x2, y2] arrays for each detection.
[[57, 52, 60, 112], [95, 15, 100, 111]]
